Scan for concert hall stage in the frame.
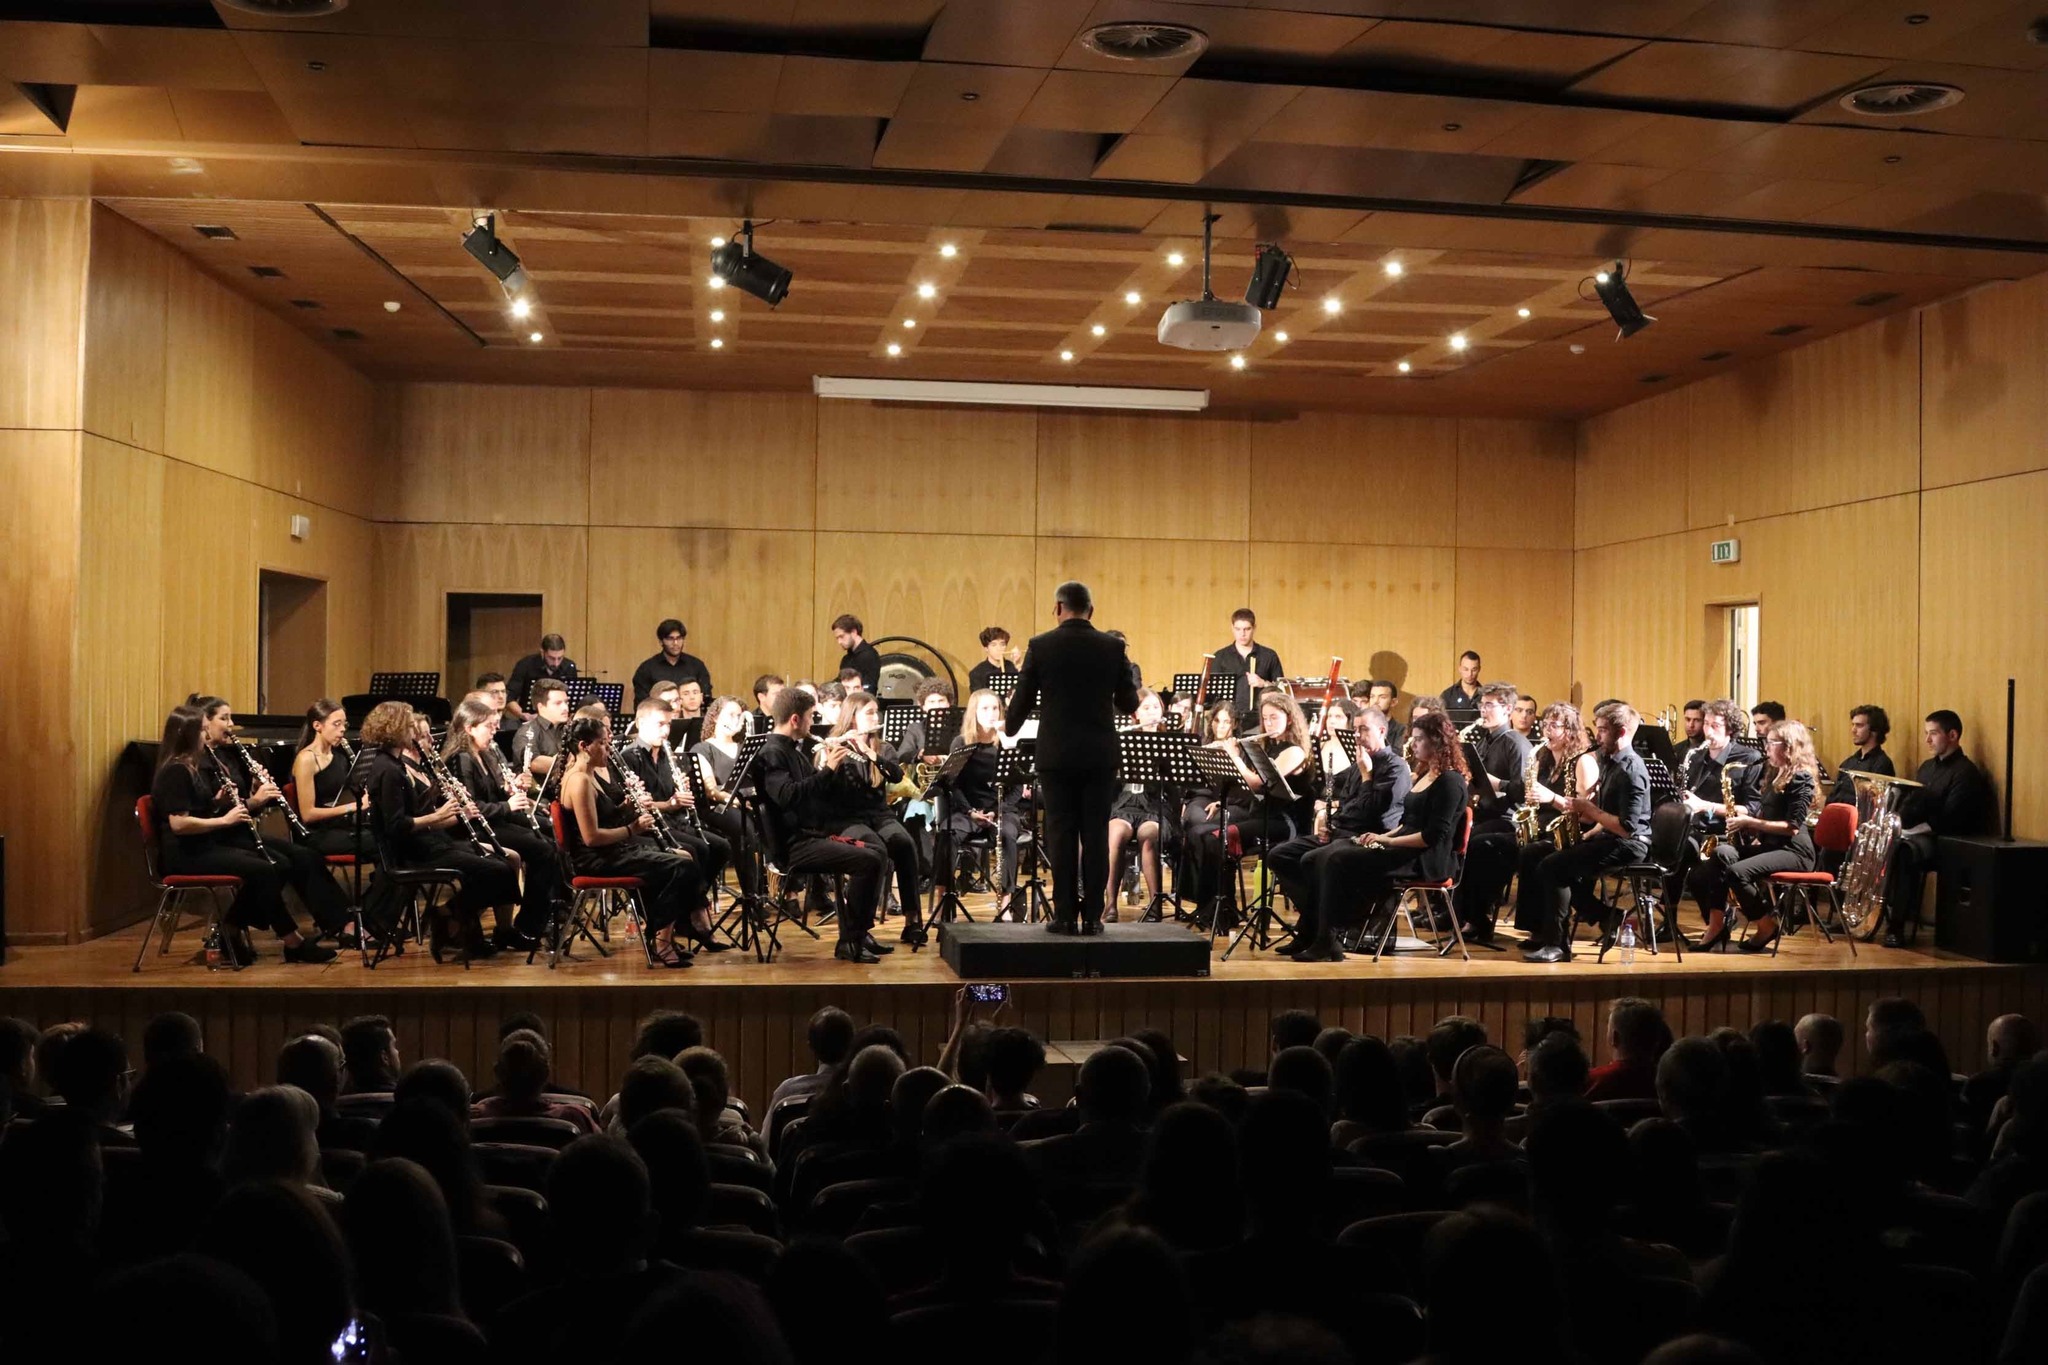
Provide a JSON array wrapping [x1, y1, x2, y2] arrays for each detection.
[[5, 894, 2044, 1113]]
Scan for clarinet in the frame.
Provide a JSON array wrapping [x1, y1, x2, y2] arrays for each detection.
[[666, 743, 706, 832], [415, 721, 505, 857], [210, 746, 270, 857], [498, 751, 545, 833], [620, 768, 682, 851], [229, 739, 310, 838]]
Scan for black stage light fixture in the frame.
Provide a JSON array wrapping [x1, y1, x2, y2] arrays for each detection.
[[710, 220, 792, 307], [1244, 243, 1294, 310], [462, 213, 530, 299], [1588, 260, 1654, 340]]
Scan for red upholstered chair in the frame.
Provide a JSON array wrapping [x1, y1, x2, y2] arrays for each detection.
[[548, 801, 654, 967], [1369, 807, 1474, 963], [133, 795, 240, 973], [282, 778, 370, 902], [1765, 801, 1859, 957]]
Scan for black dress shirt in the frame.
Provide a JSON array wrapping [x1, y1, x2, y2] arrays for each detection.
[[754, 734, 857, 841], [1900, 748, 1992, 836], [1212, 642, 1285, 696], [631, 651, 712, 704], [1393, 772, 1469, 883], [968, 659, 1018, 694], [619, 741, 680, 803], [1327, 748, 1412, 837], [1829, 745, 1895, 807], [1593, 746, 1653, 851], [1473, 724, 1532, 822], [447, 748, 518, 822], [1680, 741, 1763, 832], [507, 653, 577, 711], [1438, 682, 1482, 727], [1003, 618, 1140, 774], [839, 640, 882, 692], [1748, 770, 1817, 853], [512, 717, 560, 770]]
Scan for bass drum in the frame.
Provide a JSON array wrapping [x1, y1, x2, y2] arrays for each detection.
[[871, 635, 960, 703]]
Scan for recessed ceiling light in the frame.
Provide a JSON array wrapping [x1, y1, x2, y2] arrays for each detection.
[[707, 275, 726, 289], [710, 337, 724, 350], [917, 282, 937, 299], [1449, 334, 1468, 351], [960, 90, 980, 102], [1397, 361, 1411, 373], [1166, 252, 1184, 267], [886, 342, 902, 356], [528, 331, 543, 343], [902, 318, 916, 329], [1274, 331, 1289, 343], [1594, 271, 1610, 284], [1322, 297, 1341, 315], [1229, 354, 1246, 370], [710, 235, 726, 248], [1124, 291, 1141, 305], [510, 297, 532, 319], [1091, 323, 1106, 337], [939, 243, 957, 258], [383, 300, 401, 313], [1383, 260, 1403, 277], [709, 309, 724, 323], [1517, 307, 1531, 319], [1570, 344, 1586, 354], [1060, 350, 1075, 362]]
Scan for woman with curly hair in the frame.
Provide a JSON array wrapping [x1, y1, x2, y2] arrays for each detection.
[[1686, 717, 1820, 954]]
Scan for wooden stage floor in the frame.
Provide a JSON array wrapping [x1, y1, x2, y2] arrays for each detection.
[[6, 892, 2045, 1109]]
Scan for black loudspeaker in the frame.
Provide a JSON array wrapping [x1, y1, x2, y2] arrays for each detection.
[[1935, 836, 2048, 963], [938, 922, 1211, 979]]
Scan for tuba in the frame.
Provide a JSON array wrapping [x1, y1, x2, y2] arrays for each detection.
[[1837, 770, 1922, 933]]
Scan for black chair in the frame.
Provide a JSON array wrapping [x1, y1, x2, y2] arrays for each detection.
[[1441, 1158, 1531, 1211], [364, 820, 467, 968], [475, 1142, 557, 1192], [1764, 1094, 1831, 1130], [807, 1177, 917, 1237], [319, 1147, 367, 1194], [454, 1235, 526, 1324], [707, 1138, 764, 1164], [483, 1184, 548, 1262], [765, 1093, 812, 1160], [1335, 1211, 1456, 1297], [1571, 1274, 1700, 1365], [382, 1312, 488, 1365], [335, 1091, 396, 1119], [658, 1226, 785, 1283], [471, 1115, 584, 1150], [1592, 1097, 1664, 1126], [891, 1301, 1056, 1365], [707, 1148, 774, 1194], [704, 1182, 780, 1238], [1348, 1128, 1458, 1186], [1327, 1165, 1409, 1229]]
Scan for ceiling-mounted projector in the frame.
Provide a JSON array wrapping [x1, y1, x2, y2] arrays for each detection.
[[1157, 214, 1261, 352]]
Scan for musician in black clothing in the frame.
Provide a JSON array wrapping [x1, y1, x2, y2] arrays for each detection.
[[968, 626, 1018, 694], [1508, 702, 1600, 935], [1525, 702, 1652, 963], [946, 690, 1024, 920], [754, 687, 889, 963], [1178, 702, 1258, 920], [831, 614, 882, 692], [1652, 699, 1762, 916], [1829, 704, 1896, 806], [619, 700, 733, 954], [749, 674, 784, 735], [360, 701, 519, 961], [150, 705, 334, 965], [1881, 709, 1994, 947], [513, 680, 570, 784], [1212, 608, 1284, 703], [823, 692, 917, 949], [1438, 651, 1483, 727], [192, 695, 353, 944], [1453, 683, 1534, 941], [1105, 689, 1171, 923], [290, 698, 367, 859], [1289, 712, 1463, 963], [1267, 706, 1410, 953], [1004, 581, 1141, 935], [1689, 719, 1821, 953], [442, 698, 553, 949], [631, 618, 712, 705], [1671, 700, 1706, 773], [505, 634, 577, 722], [556, 715, 703, 969], [1357, 679, 1406, 755]]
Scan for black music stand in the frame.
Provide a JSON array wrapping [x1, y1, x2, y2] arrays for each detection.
[[994, 741, 1049, 923], [722, 732, 804, 959], [1116, 731, 1199, 922], [919, 707, 965, 757], [987, 672, 1018, 701], [913, 743, 979, 945], [879, 700, 916, 750], [1173, 671, 1241, 716], [1189, 746, 1254, 933], [669, 714, 705, 753], [369, 672, 439, 700]]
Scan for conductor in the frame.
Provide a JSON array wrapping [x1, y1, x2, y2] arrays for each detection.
[[1005, 581, 1140, 935]]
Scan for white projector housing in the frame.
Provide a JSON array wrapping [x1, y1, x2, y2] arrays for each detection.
[[1157, 297, 1261, 351]]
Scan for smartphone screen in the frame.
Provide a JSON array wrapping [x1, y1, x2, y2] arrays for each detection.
[[967, 983, 1009, 1005]]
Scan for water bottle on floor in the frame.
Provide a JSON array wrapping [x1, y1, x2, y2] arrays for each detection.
[[1618, 917, 1637, 966]]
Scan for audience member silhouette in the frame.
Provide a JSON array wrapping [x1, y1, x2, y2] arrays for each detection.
[[193, 1178, 356, 1365]]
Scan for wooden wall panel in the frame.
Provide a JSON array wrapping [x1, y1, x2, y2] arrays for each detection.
[[0, 198, 88, 430], [1251, 544, 1457, 698], [1920, 471, 2048, 841], [814, 531, 1036, 684], [250, 310, 382, 521], [0, 431, 82, 940], [1456, 419, 1577, 549], [1572, 534, 1688, 711], [388, 383, 591, 525], [1033, 537, 1249, 687], [585, 528, 814, 695], [163, 260, 256, 481], [1455, 548, 1574, 710], [371, 524, 591, 680], [1921, 275, 2048, 490], [1037, 412, 1249, 542], [814, 401, 1034, 535], [250, 486, 378, 707], [80, 205, 167, 455], [589, 389, 816, 529], [1577, 390, 1686, 548], [1248, 413, 1458, 547], [159, 461, 261, 713]]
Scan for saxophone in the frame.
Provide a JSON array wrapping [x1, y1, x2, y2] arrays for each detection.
[[1512, 746, 1545, 846], [1554, 749, 1584, 848], [1702, 761, 1745, 858]]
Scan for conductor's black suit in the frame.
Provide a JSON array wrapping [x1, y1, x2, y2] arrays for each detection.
[[1004, 618, 1141, 929]]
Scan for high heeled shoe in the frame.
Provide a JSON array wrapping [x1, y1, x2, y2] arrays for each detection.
[[1695, 916, 1733, 952], [1738, 918, 1781, 954], [651, 939, 694, 969]]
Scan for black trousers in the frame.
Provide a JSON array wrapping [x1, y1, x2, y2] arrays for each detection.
[[413, 831, 525, 924], [848, 814, 919, 922], [1454, 821, 1519, 937], [488, 820, 559, 936], [702, 805, 763, 896], [1687, 840, 1815, 922], [1302, 842, 1422, 938], [1882, 831, 1940, 938], [301, 823, 368, 860], [670, 823, 733, 905], [574, 837, 699, 931], [787, 832, 887, 944], [1039, 768, 1118, 926], [223, 829, 351, 933], [165, 842, 298, 937], [1511, 838, 1558, 933], [1534, 835, 1642, 946], [942, 807, 1019, 894]]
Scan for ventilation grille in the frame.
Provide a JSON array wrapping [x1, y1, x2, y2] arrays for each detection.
[[330, 327, 363, 341], [1700, 350, 1734, 362], [1766, 324, 1808, 337], [248, 265, 285, 278], [1079, 22, 1208, 62], [1853, 291, 1901, 308], [1639, 373, 1670, 384], [289, 299, 321, 309], [192, 224, 237, 240], [217, 0, 350, 16], [1838, 83, 1964, 117]]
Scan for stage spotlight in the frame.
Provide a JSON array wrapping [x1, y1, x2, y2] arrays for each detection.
[[1244, 244, 1293, 310], [709, 220, 793, 307], [463, 214, 533, 302], [1588, 259, 1655, 339], [510, 297, 531, 320]]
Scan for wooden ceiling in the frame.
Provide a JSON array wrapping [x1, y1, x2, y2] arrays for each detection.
[[10, 1, 2048, 415]]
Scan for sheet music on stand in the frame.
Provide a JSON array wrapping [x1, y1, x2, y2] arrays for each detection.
[[880, 699, 916, 749], [1172, 670, 1240, 712], [987, 672, 1018, 700], [1236, 740, 1297, 802], [994, 738, 1036, 788], [1304, 727, 1359, 791], [917, 741, 976, 801], [1117, 731, 1201, 788], [368, 672, 439, 699], [1192, 744, 1252, 798], [920, 706, 965, 756], [669, 714, 705, 753], [724, 731, 772, 808]]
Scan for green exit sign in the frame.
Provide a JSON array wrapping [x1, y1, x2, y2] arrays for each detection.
[[1710, 538, 1741, 564]]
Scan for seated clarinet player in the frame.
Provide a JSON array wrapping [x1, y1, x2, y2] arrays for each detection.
[[150, 704, 335, 965], [1523, 702, 1652, 964], [1687, 719, 1821, 953], [946, 689, 1023, 922], [692, 694, 763, 901], [290, 698, 368, 863], [442, 697, 556, 951], [619, 698, 733, 955], [557, 714, 704, 969], [1105, 688, 1170, 925], [1267, 705, 1411, 958], [1179, 701, 1257, 923], [360, 701, 520, 961], [822, 691, 918, 950], [753, 687, 890, 964], [1508, 702, 1600, 937]]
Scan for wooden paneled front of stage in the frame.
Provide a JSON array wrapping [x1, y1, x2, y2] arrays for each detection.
[[5, 895, 2045, 1112]]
